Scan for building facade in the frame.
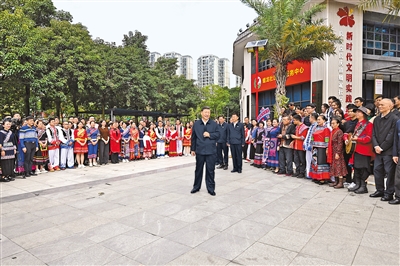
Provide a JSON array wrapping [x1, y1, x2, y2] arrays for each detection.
[[218, 58, 231, 87], [232, 0, 400, 120], [149, 52, 161, 67], [163, 52, 183, 76], [181, 55, 193, 80], [197, 55, 219, 88]]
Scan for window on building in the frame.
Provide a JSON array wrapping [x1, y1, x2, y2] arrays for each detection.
[[363, 23, 400, 57]]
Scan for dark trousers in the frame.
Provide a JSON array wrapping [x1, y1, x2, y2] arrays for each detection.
[[23, 142, 36, 174], [193, 153, 216, 193], [343, 151, 353, 183], [242, 143, 248, 159], [293, 149, 306, 174], [111, 153, 119, 164], [394, 164, 400, 199], [279, 147, 293, 174], [99, 141, 109, 165], [373, 154, 395, 196], [230, 144, 242, 171], [217, 142, 228, 166]]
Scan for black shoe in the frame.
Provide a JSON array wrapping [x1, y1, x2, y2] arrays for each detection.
[[0, 177, 10, 182], [24, 174, 31, 178], [297, 174, 305, 178], [369, 191, 384, 198], [291, 173, 299, 177], [231, 170, 238, 173], [355, 187, 368, 194], [389, 198, 400, 205], [381, 195, 394, 201], [7, 176, 15, 181], [276, 171, 285, 175], [29, 172, 38, 176], [208, 191, 216, 196], [223, 165, 228, 170], [190, 189, 199, 194], [216, 164, 224, 169], [238, 170, 242, 173]]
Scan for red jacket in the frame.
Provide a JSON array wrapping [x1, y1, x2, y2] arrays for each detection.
[[353, 120, 374, 157], [293, 123, 308, 150]]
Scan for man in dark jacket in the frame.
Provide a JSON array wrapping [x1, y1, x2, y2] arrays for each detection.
[[391, 119, 400, 204], [343, 105, 358, 187], [216, 115, 228, 170], [371, 99, 399, 201], [227, 113, 245, 173], [191, 107, 220, 196], [277, 116, 296, 175]]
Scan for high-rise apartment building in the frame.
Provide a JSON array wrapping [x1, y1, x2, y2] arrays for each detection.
[[218, 58, 230, 87], [235, 75, 242, 87], [197, 55, 219, 88], [149, 52, 161, 67], [181, 56, 193, 80], [163, 52, 182, 76]]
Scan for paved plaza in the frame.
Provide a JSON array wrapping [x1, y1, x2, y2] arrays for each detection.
[[1, 156, 399, 265]]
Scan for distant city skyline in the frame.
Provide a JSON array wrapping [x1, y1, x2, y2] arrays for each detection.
[[53, 0, 257, 87]]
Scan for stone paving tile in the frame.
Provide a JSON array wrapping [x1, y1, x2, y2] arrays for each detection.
[[366, 217, 400, 236], [104, 255, 141, 265], [65, 197, 107, 209], [0, 238, 24, 259], [10, 227, 71, 250], [1, 212, 42, 228], [259, 227, 313, 253], [170, 207, 213, 223], [233, 242, 298, 265], [352, 245, 400, 265], [167, 249, 230, 265], [27, 235, 95, 263], [224, 219, 274, 241], [80, 221, 133, 243], [289, 253, 340, 265], [192, 213, 240, 231], [325, 210, 370, 229], [2, 219, 56, 239], [100, 228, 160, 255], [300, 235, 360, 265], [42, 208, 92, 225], [117, 210, 164, 227], [139, 216, 189, 237], [218, 203, 264, 219], [0, 251, 46, 265], [360, 230, 400, 254], [126, 238, 191, 265], [29, 204, 77, 218], [81, 201, 123, 214], [192, 200, 232, 213], [314, 222, 366, 242], [164, 223, 219, 248], [370, 204, 399, 222], [197, 232, 253, 261], [56, 215, 112, 234], [244, 206, 293, 226], [47, 244, 121, 265]]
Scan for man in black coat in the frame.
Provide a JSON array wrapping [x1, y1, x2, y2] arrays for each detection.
[[277, 116, 296, 175], [191, 107, 220, 196], [227, 113, 245, 173], [216, 115, 228, 170]]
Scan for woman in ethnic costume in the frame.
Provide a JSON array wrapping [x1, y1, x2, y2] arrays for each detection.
[[0, 120, 17, 182], [16, 119, 27, 175], [149, 124, 157, 158], [168, 125, 178, 157], [253, 122, 265, 168], [74, 122, 88, 168], [328, 117, 348, 189], [142, 129, 152, 160], [262, 119, 273, 169], [249, 119, 257, 162], [33, 120, 48, 174], [98, 120, 110, 165], [120, 122, 131, 163], [183, 122, 192, 156], [109, 121, 121, 164], [129, 123, 140, 160], [309, 115, 331, 184], [87, 121, 99, 166], [266, 119, 281, 173], [138, 124, 144, 158]]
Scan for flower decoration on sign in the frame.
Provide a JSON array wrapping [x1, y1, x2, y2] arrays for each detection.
[[337, 7, 355, 27], [254, 76, 261, 89]]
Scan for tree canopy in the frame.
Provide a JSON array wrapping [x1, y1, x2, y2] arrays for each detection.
[[358, 0, 400, 19]]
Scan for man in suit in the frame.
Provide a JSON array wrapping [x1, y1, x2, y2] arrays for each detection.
[[227, 113, 245, 173], [191, 107, 220, 196], [216, 115, 228, 170]]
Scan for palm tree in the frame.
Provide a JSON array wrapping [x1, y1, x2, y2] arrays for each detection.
[[240, 0, 342, 115], [358, 0, 400, 19]]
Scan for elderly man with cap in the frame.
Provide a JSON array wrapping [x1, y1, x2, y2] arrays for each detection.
[[345, 106, 374, 194], [370, 99, 399, 201], [19, 116, 38, 178]]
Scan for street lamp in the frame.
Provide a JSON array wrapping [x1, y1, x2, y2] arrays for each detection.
[[245, 39, 268, 117]]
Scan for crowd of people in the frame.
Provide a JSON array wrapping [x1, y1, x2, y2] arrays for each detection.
[[0, 115, 194, 182], [214, 95, 400, 205]]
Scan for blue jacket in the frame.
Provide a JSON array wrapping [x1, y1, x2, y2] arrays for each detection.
[[393, 119, 400, 157], [217, 122, 228, 143], [227, 122, 245, 145], [191, 119, 220, 155], [19, 125, 38, 148]]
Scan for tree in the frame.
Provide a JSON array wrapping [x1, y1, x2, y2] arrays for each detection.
[[358, 0, 400, 19], [240, 0, 342, 116], [200, 85, 230, 118]]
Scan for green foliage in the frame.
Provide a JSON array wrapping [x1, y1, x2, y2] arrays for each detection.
[[358, 0, 400, 20]]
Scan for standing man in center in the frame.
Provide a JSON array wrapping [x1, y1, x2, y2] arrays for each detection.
[[216, 115, 228, 170], [227, 113, 245, 173], [191, 107, 220, 196]]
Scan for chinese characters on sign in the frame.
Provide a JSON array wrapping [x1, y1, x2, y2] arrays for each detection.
[[337, 7, 355, 104]]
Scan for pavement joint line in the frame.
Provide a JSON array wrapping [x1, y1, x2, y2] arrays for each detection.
[[0, 162, 196, 204]]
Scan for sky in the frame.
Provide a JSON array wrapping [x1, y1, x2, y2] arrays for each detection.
[[52, 0, 257, 87]]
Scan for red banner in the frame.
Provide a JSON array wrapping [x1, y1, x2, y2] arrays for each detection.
[[251, 60, 311, 93]]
